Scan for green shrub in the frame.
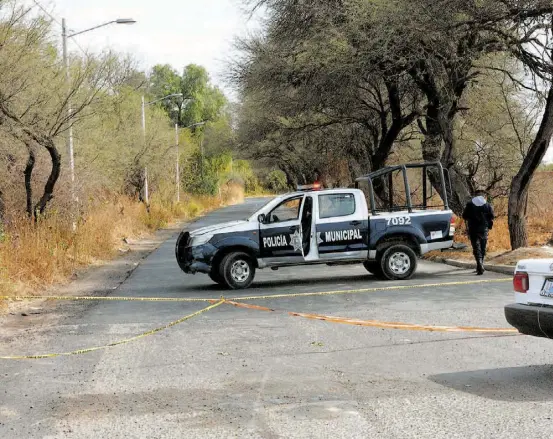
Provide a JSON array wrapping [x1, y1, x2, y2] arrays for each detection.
[[265, 169, 288, 193]]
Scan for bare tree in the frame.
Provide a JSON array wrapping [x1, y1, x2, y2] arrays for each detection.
[[232, 0, 422, 186], [0, 2, 136, 219]]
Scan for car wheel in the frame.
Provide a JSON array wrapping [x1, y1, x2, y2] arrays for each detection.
[[379, 244, 417, 281], [363, 260, 384, 278], [208, 269, 225, 285], [221, 252, 256, 290]]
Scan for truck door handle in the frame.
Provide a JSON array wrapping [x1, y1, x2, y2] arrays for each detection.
[[350, 221, 361, 226]]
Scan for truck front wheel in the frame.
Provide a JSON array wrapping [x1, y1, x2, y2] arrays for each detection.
[[221, 252, 256, 290], [209, 270, 225, 285], [363, 261, 384, 279], [380, 244, 417, 280]]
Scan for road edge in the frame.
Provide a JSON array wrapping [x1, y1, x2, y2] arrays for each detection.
[[432, 257, 515, 275]]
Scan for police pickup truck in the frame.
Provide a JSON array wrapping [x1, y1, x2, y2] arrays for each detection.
[[176, 162, 455, 289]]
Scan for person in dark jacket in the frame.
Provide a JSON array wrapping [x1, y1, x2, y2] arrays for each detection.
[[462, 190, 495, 275]]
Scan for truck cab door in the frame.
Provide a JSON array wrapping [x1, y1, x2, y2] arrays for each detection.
[[259, 195, 305, 265], [315, 191, 368, 260]]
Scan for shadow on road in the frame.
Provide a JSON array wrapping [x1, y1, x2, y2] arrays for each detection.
[[166, 274, 378, 293], [165, 269, 476, 295], [429, 364, 553, 402]]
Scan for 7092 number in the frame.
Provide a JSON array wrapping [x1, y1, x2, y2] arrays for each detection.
[[386, 216, 412, 226]]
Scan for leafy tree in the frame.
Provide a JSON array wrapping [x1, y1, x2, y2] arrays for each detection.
[[180, 64, 227, 127], [265, 169, 288, 192], [149, 64, 182, 123], [149, 63, 227, 128]]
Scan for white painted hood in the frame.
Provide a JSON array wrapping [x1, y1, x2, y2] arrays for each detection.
[[189, 220, 252, 237]]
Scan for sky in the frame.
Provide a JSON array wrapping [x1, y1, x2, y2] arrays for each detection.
[[44, 0, 262, 95]]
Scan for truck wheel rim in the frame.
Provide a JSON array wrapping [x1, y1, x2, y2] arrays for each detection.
[[231, 260, 250, 283], [389, 252, 410, 275]]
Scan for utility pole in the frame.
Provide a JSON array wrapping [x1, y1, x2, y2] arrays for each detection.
[[141, 95, 149, 206], [141, 93, 183, 207], [200, 130, 204, 178], [62, 18, 76, 229], [62, 17, 136, 227], [175, 123, 180, 203]]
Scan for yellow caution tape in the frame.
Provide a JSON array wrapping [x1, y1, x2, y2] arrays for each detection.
[[288, 310, 518, 333], [223, 297, 518, 334], [0, 299, 224, 360], [0, 278, 511, 304], [0, 278, 518, 360], [230, 278, 511, 301], [0, 295, 212, 302]]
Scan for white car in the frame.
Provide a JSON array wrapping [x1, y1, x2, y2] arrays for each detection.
[[505, 259, 553, 338]]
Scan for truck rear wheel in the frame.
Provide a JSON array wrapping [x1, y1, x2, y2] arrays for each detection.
[[380, 244, 417, 280], [221, 252, 256, 290]]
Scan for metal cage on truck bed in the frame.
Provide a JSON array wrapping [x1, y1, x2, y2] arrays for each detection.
[[355, 162, 450, 215]]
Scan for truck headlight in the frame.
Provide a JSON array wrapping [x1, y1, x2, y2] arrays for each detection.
[[190, 234, 212, 247]]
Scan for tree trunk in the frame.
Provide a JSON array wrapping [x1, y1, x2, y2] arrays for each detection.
[[421, 111, 449, 203], [446, 167, 472, 215], [421, 106, 471, 216], [0, 103, 62, 219], [24, 146, 36, 219], [34, 137, 61, 218], [508, 85, 553, 250], [279, 163, 297, 189]]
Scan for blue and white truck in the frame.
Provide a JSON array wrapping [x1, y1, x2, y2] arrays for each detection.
[[176, 162, 455, 289]]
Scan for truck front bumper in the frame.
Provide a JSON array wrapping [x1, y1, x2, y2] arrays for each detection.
[[505, 303, 553, 338], [175, 232, 218, 274]]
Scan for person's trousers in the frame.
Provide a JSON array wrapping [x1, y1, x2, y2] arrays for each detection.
[[469, 232, 488, 269]]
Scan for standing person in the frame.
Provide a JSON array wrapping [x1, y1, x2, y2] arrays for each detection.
[[462, 190, 495, 275]]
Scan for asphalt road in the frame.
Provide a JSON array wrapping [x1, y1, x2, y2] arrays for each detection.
[[2, 198, 553, 439]]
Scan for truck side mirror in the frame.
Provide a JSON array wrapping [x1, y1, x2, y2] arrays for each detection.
[[258, 214, 266, 224]]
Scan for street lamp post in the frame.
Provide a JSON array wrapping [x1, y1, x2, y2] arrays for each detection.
[[62, 17, 136, 228], [141, 93, 183, 205]]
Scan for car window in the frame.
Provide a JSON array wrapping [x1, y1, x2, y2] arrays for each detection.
[[319, 193, 356, 219], [267, 197, 303, 223]]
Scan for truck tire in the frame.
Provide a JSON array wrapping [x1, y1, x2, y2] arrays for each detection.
[[221, 252, 256, 290], [379, 244, 417, 281], [209, 269, 225, 285], [363, 261, 384, 278]]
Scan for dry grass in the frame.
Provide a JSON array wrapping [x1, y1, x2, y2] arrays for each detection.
[[447, 172, 553, 254], [0, 187, 243, 296], [439, 215, 553, 262], [428, 173, 553, 264]]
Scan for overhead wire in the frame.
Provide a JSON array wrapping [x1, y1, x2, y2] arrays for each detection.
[[31, 0, 89, 57], [31, 0, 61, 26]]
